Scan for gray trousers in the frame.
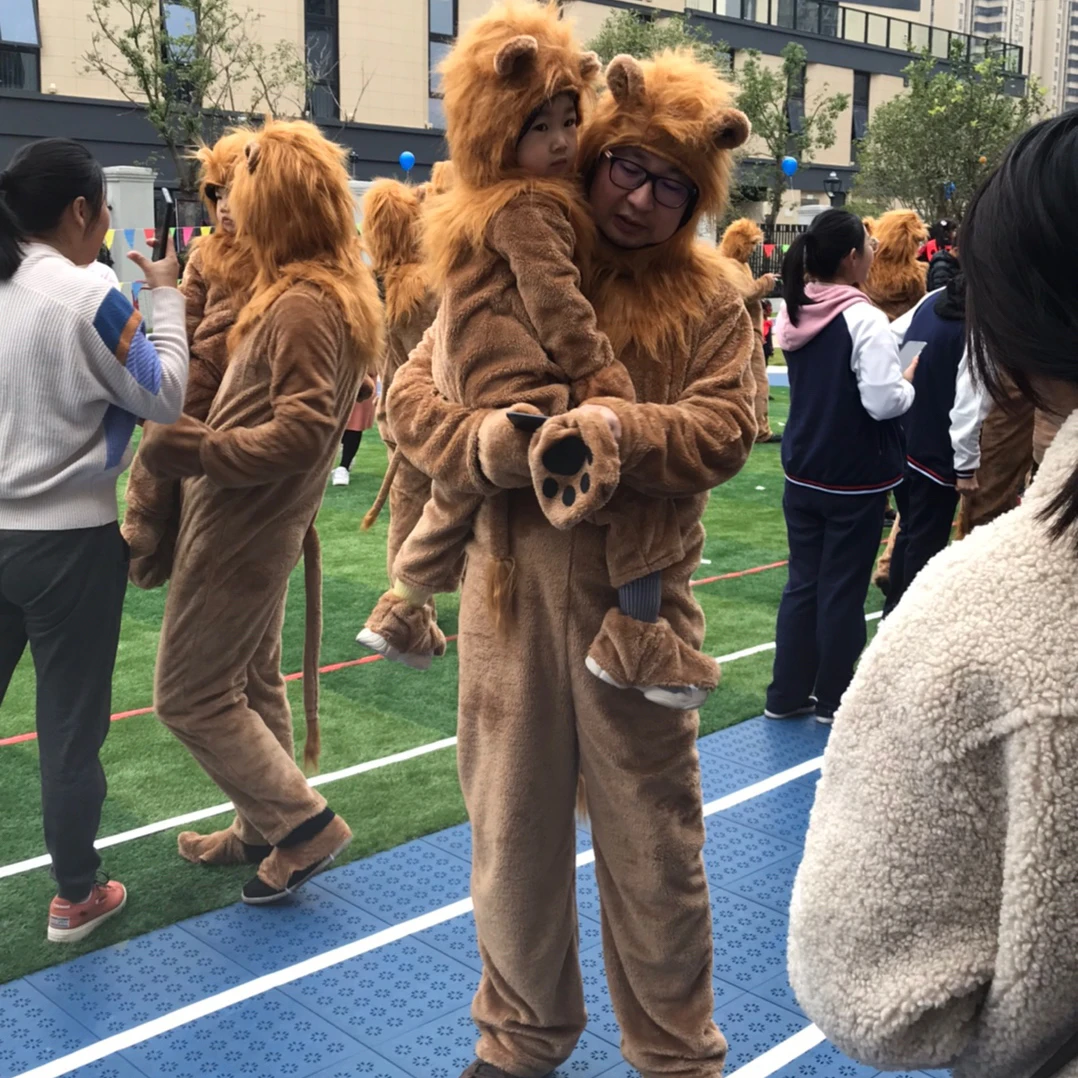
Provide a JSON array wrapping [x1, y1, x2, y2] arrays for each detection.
[[0, 523, 128, 899]]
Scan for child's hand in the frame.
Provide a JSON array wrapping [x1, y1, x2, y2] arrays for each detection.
[[956, 475, 979, 493], [902, 356, 919, 383]]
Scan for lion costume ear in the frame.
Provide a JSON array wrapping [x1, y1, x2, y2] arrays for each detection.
[[606, 54, 645, 106], [714, 107, 751, 149], [494, 34, 539, 78], [244, 140, 261, 173], [580, 50, 601, 80]]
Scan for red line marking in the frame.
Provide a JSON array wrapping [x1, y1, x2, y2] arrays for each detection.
[[690, 560, 789, 587]]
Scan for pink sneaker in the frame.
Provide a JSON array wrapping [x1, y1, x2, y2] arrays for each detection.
[[48, 880, 127, 943]]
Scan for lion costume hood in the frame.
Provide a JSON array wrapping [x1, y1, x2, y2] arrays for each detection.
[[229, 118, 382, 363], [362, 179, 430, 328], [578, 49, 750, 356], [423, 0, 601, 284], [864, 209, 928, 321], [188, 128, 255, 297]]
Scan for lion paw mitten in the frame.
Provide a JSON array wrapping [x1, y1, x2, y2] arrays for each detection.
[[528, 409, 620, 529], [357, 583, 447, 671]]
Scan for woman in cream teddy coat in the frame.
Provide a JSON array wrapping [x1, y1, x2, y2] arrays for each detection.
[[789, 114, 1078, 1078]]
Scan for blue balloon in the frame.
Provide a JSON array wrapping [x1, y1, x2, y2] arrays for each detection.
[[781, 156, 798, 177], [399, 151, 416, 172]]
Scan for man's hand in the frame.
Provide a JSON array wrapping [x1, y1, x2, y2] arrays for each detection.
[[956, 475, 979, 493], [577, 403, 622, 442]]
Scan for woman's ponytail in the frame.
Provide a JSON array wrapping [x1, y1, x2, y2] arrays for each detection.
[[781, 233, 811, 326], [0, 139, 106, 283], [0, 173, 26, 282]]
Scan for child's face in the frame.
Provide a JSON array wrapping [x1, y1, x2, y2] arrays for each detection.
[[516, 92, 578, 178]]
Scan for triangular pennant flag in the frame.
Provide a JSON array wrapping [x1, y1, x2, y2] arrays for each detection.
[[200, 226, 212, 236], [143, 228, 155, 246], [123, 229, 135, 248], [132, 281, 144, 303], [763, 244, 775, 258], [782, 244, 791, 253], [105, 229, 116, 250], [182, 226, 196, 245]]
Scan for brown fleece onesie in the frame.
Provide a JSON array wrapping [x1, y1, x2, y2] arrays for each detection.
[[387, 45, 755, 1078]]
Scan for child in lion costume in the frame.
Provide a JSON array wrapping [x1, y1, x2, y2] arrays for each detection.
[[137, 120, 383, 903], [864, 209, 928, 322], [358, 0, 723, 710], [720, 218, 777, 442]]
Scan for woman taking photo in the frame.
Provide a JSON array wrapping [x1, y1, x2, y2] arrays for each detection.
[[789, 112, 1078, 1078], [764, 209, 916, 724], [0, 138, 189, 943]]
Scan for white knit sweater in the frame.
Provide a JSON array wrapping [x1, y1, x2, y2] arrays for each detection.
[[0, 243, 189, 530], [789, 410, 1078, 1078]]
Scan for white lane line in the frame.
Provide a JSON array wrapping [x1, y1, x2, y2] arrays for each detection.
[[727, 1024, 827, 1078], [15, 756, 823, 1078], [3, 608, 880, 879], [0, 737, 458, 881]]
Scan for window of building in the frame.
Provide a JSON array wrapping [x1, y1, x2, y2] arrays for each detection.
[[0, 0, 41, 91], [305, 0, 340, 121], [786, 61, 806, 136], [428, 0, 457, 128], [851, 70, 869, 157]]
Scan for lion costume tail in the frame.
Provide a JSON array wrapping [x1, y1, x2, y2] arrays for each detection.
[[362, 448, 402, 531], [302, 524, 323, 773]]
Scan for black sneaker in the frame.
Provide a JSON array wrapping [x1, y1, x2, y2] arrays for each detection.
[[760, 432, 783, 444], [763, 699, 816, 720], [815, 706, 835, 726], [241, 854, 337, 905]]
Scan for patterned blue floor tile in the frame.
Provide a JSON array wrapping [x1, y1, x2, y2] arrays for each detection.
[[416, 905, 601, 974], [721, 780, 819, 845], [752, 970, 804, 1016], [716, 993, 809, 1072], [703, 817, 802, 886], [307, 1044, 414, 1077], [581, 949, 620, 1048], [280, 936, 478, 1045], [379, 1006, 621, 1077], [711, 888, 791, 991], [697, 754, 772, 804], [770, 1040, 878, 1077], [712, 975, 747, 1010], [316, 839, 472, 922], [0, 980, 95, 1078], [697, 718, 829, 774], [723, 852, 803, 915], [577, 863, 601, 924], [27, 925, 251, 1038], [118, 990, 362, 1078], [181, 884, 387, 976], [66, 1060, 148, 1078]]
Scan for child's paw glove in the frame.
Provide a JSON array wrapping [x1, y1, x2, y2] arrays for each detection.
[[477, 403, 543, 490], [528, 408, 620, 529]]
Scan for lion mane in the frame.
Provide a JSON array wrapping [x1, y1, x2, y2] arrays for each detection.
[[228, 118, 382, 365], [864, 209, 928, 321], [578, 50, 751, 358]]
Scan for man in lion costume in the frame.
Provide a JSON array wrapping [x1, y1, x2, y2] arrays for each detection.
[[136, 120, 382, 903], [720, 217, 778, 442], [386, 36, 756, 1078]]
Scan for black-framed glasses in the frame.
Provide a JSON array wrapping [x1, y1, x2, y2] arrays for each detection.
[[602, 150, 696, 210]]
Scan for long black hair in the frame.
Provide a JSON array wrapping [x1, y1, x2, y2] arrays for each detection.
[[0, 138, 106, 282], [781, 209, 868, 325], [963, 112, 1078, 551]]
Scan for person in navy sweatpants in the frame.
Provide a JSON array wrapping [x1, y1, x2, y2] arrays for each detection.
[[765, 210, 917, 724], [883, 274, 989, 615]]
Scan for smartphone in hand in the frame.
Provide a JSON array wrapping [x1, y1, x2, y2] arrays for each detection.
[[507, 411, 547, 433], [154, 188, 176, 262]]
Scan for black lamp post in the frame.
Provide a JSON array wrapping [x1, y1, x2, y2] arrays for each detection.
[[348, 150, 359, 180], [824, 170, 846, 208]]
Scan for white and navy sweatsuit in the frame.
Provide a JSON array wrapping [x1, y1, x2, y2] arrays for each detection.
[[767, 284, 914, 718], [883, 286, 988, 614]]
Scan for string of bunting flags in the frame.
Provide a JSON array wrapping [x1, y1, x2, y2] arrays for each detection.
[[760, 244, 791, 259]]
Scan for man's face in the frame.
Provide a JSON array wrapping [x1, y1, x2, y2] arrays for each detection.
[[588, 145, 694, 250]]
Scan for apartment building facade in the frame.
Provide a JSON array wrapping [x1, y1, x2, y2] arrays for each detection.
[[0, 0, 1026, 216]]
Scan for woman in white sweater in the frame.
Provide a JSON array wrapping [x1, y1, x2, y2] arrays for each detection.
[[0, 138, 189, 943], [789, 113, 1078, 1078]]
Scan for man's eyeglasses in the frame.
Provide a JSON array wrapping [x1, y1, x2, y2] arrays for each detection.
[[602, 150, 696, 211]]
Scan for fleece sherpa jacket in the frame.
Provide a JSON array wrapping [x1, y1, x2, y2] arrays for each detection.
[[789, 409, 1078, 1078]]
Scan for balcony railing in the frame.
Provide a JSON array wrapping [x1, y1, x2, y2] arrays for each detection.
[[689, 0, 1024, 73]]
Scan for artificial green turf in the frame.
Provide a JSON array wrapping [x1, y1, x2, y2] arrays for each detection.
[[0, 387, 880, 983]]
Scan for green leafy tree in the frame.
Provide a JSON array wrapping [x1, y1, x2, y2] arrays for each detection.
[[735, 42, 849, 231], [586, 11, 730, 73], [84, 0, 310, 210], [852, 42, 1045, 223]]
